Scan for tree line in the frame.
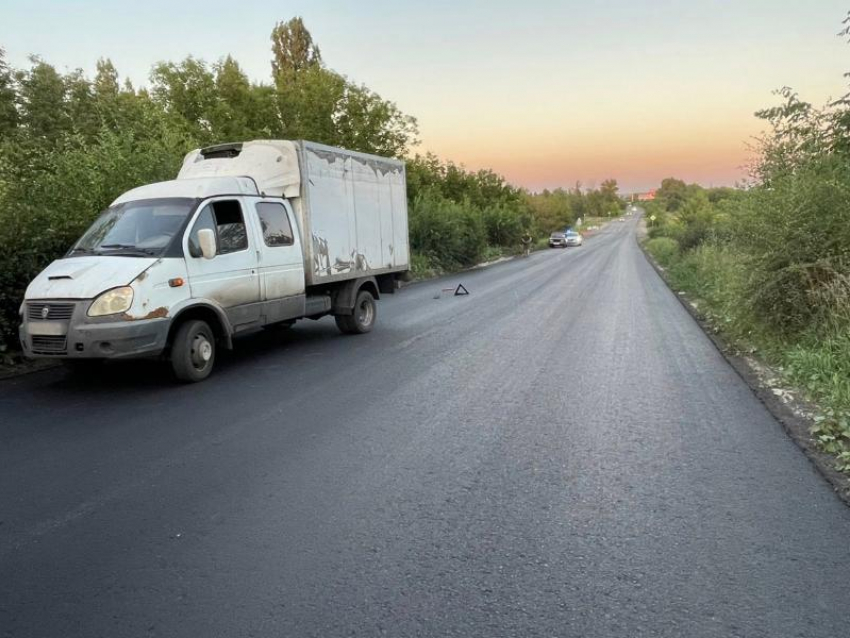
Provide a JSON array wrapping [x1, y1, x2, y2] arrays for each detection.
[[0, 17, 624, 355]]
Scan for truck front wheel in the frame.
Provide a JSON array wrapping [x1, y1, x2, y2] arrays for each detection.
[[171, 319, 216, 382], [335, 290, 376, 335]]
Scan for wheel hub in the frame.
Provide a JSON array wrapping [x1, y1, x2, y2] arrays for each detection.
[[192, 335, 212, 368], [358, 300, 374, 326]]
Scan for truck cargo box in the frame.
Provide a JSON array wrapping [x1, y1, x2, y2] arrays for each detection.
[[178, 140, 410, 287]]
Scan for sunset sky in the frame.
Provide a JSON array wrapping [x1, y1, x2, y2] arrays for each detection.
[[3, 1, 849, 192]]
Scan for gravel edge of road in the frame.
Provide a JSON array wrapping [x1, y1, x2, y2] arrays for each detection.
[[637, 237, 850, 507]]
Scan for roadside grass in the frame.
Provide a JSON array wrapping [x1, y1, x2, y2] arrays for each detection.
[[644, 237, 679, 268], [644, 239, 850, 474], [410, 253, 444, 280], [811, 407, 850, 474], [481, 245, 508, 262], [785, 335, 850, 464], [785, 334, 850, 410]]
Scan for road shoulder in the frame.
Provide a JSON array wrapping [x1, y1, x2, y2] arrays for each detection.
[[637, 234, 850, 506]]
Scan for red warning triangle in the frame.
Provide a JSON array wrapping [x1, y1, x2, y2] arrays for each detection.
[[454, 284, 469, 296]]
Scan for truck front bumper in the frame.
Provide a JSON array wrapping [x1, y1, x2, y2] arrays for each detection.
[[20, 308, 170, 360]]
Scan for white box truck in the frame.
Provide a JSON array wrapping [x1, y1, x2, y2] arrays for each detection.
[[18, 140, 410, 381]]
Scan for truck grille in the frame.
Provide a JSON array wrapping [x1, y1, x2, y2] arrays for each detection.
[[27, 302, 75, 322], [30, 335, 68, 355]]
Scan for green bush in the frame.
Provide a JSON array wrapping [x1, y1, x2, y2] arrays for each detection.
[[674, 191, 717, 251], [668, 244, 753, 337], [409, 252, 441, 279], [645, 237, 680, 267], [481, 203, 525, 248], [733, 157, 850, 336], [409, 189, 487, 269], [0, 128, 191, 350]]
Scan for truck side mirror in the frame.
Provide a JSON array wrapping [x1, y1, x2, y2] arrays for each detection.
[[197, 228, 217, 260]]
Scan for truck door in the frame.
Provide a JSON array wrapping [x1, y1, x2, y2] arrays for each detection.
[[248, 199, 306, 323], [184, 198, 262, 331]]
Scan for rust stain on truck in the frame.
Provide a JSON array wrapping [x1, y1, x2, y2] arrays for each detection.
[[121, 306, 169, 321]]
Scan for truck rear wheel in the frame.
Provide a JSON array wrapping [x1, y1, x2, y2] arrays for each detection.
[[335, 290, 376, 335], [171, 319, 216, 382]]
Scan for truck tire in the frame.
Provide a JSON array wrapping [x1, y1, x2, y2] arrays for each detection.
[[171, 319, 216, 382], [335, 290, 376, 335]]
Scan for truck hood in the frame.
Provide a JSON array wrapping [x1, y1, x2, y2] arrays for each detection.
[[25, 256, 157, 300]]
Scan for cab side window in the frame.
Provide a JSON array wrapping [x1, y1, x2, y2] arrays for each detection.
[[188, 200, 249, 257], [256, 202, 294, 247], [212, 200, 248, 254]]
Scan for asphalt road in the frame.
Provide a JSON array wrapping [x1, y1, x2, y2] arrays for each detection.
[[3, 216, 850, 638]]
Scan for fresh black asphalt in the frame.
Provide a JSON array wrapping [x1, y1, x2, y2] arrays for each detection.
[[2, 216, 850, 637]]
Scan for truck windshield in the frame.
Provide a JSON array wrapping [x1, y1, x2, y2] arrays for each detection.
[[69, 198, 196, 257]]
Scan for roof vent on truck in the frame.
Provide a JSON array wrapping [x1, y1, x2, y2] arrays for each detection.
[[199, 143, 244, 160], [179, 140, 302, 198]]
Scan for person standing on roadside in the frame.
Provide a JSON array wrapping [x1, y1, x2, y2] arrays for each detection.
[[521, 231, 533, 257]]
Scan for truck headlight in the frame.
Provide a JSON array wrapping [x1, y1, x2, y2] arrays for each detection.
[[88, 286, 134, 317]]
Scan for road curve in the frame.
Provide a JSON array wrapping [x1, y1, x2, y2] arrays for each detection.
[[2, 216, 850, 637]]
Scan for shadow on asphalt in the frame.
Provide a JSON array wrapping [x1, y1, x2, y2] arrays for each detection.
[[24, 320, 346, 395]]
